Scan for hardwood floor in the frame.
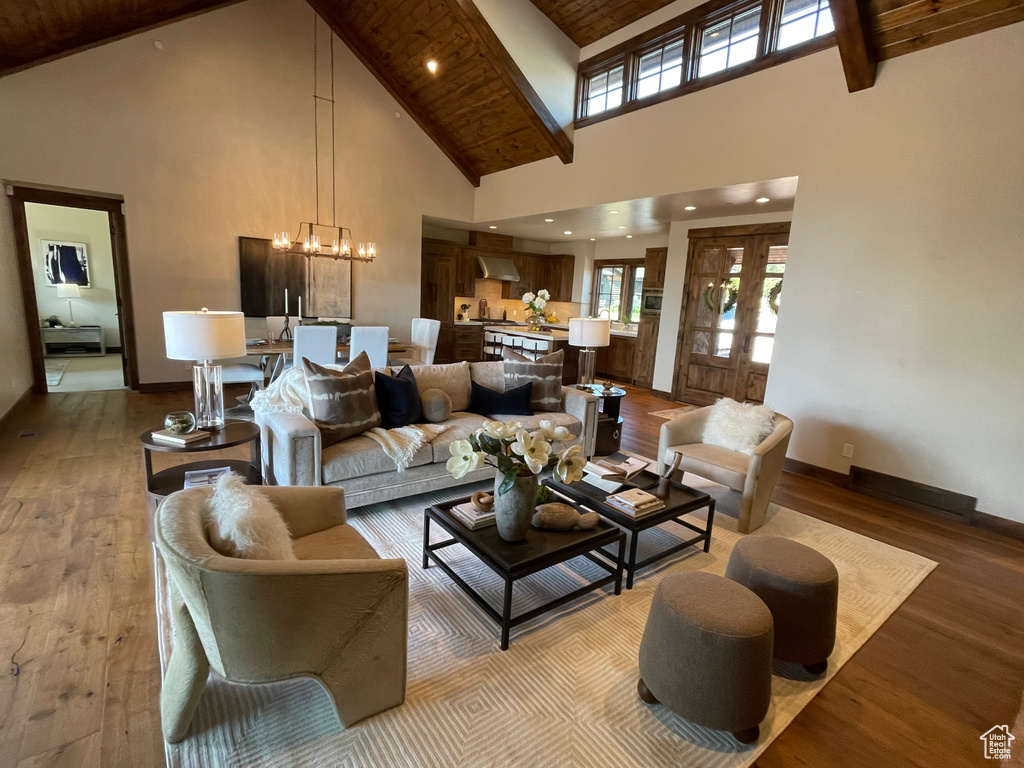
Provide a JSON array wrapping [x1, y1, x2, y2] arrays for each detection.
[[0, 387, 1020, 767]]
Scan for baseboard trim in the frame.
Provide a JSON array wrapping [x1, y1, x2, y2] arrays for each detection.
[[138, 381, 192, 394], [652, 389, 674, 400], [783, 458, 1023, 542], [107, 346, 122, 355], [0, 387, 34, 432]]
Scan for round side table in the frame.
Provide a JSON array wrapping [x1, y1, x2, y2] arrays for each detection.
[[140, 419, 262, 504], [587, 385, 626, 455]]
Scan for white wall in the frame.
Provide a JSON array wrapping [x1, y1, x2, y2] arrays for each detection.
[[26, 203, 121, 348], [475, 24, 1024, 522], [474, 0, 580, 134], [0, 0, 474, 384], [0, 180, 33, 418]]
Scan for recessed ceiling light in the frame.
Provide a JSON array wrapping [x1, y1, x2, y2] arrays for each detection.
[[488, 225, 497, 229], [756, 197, 770, 203], [617, 225, 626, 230], [564, 230, 573, 235], [626, 234, 633, 239], [684, 205, 696, 211], [153, 40, 164, 50], [544, 218, 554, 223], [609, 210, 620, 214], [426, 59, 439, 74]]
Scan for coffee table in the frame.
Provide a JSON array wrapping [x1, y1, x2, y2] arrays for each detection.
[[545, 471, 715, 589], [422, 496, 626, 650]]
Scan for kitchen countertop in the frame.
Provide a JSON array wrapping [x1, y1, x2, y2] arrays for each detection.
[[542, 322, 638, 339], [457, 321, 637, 339]]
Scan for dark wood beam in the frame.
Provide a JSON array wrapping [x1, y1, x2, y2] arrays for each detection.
[[446, 0, 574, 165], [307, 0, 482, 187], [830, 0, 879, 91]]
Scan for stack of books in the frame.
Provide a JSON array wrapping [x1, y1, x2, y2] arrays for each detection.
[[605, 487, 665, 517], [451, 502, 496, 530], [151, 428, 210, 446], [583, 454, 649, 493]]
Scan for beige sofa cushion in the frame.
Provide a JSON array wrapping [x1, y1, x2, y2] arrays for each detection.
[[469, 361, 506, 393], [409, 361, 472, 411], [667, 442, 750, 490], [429, 412, 488, 462], [491, 412, 582, 437], [292, 524, 381, 561], [322, 433, 432, 484]]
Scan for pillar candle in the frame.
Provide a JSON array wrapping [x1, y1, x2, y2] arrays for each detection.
[[298, 296, 302, 319], [285, 288, 288, 314]]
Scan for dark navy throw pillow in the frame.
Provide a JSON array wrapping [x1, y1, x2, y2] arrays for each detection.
[[375, 365, 423, 429], [469, 380, 534, 417]]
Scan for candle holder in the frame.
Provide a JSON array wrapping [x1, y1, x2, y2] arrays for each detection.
[[278, 314, 292, 342]]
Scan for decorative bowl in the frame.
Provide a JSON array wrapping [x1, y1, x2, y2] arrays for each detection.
[[164, 411, 196, 434]]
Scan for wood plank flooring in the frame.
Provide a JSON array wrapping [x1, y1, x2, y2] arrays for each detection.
[[0, 387, 1020, 768]]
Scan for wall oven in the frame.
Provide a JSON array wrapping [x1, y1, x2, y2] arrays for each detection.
[[640, 288, 663, 318]]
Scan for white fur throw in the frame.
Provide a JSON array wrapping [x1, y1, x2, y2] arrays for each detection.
[[205, 473, 296, 560], [703, 398, 775, 455]]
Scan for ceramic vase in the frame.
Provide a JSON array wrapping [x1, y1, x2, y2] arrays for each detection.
[[493, 472, 538, 542]]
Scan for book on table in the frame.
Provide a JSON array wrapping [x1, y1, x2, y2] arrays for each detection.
[[183, 466, 232, 488], [451, 502, 496, 530], [584, 454, 649, 482], [151, 428, 210, 445], [605, 487, 665, 517]]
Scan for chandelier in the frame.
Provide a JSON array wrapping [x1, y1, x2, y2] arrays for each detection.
[[273, 13, 376, 262]]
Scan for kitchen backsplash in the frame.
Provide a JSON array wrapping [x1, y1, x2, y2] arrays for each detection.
[[454, 278, 583, 324]]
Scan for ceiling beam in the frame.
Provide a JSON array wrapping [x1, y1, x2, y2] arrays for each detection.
[[445, 0, 574, 165], [307, 0, 482, 187], [830, 0, 878, 91]]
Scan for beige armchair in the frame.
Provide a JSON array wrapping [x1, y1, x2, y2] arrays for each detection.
[[155, 485, 408, 743], [657, 407, 793, 534]]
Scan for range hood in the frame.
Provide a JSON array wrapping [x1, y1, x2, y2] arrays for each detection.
[[477, 255, 520, 282]]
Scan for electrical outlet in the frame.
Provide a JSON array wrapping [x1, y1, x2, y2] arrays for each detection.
[[841, 443, 855, 459]]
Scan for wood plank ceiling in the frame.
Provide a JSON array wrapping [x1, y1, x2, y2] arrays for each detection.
[[528, 0, 680, 47]]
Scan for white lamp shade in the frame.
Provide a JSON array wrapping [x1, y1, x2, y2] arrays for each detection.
[[569, 317, 611, 348], [56, 284, 81, 298], [163, 310, 247, 361]]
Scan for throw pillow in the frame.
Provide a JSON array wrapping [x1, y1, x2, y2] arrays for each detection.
[[502, 347, 564, 412], [205, 473, 296, 560], [406, 361, 472, 411], [469, 380, 533, 417], [703, 398, 776, 455], [421, 388, 453, 423], [375, 365, 423, 429], [303, 351, 381, 447]]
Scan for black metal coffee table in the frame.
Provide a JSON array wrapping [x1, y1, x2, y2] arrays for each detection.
[[545, 471, 715, 589], [423, 496, 626, 650]]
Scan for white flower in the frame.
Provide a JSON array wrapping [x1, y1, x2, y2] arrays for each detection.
[[477, 420, 523, 441], [534, 297, 547, 310], [554, 444, 586, 484], [522, 292, 536, 304], [537, 289, 550, 300], [510, 430, 551, 474], [536, 419, 573, 443], [446, 440, 484, 479]]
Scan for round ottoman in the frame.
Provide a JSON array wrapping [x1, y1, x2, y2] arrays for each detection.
[[726, 536, 839, 674], [638, 571, 773, 743]]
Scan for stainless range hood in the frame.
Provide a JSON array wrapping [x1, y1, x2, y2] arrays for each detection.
[[477, 255, 520, 282]]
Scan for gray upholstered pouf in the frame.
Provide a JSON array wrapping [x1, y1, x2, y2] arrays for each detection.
[[638, 571, 773, 743], [725, 536, 839, 674]]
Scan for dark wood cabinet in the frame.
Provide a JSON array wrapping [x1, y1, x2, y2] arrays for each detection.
[[633, 317, 660, 388], [453, 325, 484, 362], [644, 247, 668, 290], [435, 322, 455, 364], [504, 253, 574, 302], [595, 335, 636, 382], [456, 249, 480, 296]]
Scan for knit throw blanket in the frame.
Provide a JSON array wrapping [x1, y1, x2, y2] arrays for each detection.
[[364, 423, 451, 472]]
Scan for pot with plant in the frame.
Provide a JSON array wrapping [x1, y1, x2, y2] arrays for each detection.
[[458, 302, 471, 321], [522, 289, 550, 331], [446, 419, 587, 541]]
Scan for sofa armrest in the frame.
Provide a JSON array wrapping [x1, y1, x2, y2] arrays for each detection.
[[257, 411, 321, 487], [657, 407, 712, 473], [561, 386, 599, 458], [260, 486, 347, 538]]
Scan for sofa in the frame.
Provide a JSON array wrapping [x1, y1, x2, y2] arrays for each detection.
[[256, 360, 599, 508]]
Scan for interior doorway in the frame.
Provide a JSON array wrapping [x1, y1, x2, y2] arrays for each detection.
[[7, 185, 139, 393], [672, 222, 789, 405]]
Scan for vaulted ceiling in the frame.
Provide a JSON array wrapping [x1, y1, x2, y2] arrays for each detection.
[[528, 0, 679, 47]]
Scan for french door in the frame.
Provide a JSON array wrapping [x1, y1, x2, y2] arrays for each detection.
[[673, 224, 789, 405]]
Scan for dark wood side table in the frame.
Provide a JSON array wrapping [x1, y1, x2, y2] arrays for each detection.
[[140, 419, 262, 505], [587, 384, 626, 455], [423, 495, 625, 650]]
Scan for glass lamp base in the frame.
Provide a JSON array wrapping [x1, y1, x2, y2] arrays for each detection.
[[577, 347, 597, 387], [193, 363, 225, 430]]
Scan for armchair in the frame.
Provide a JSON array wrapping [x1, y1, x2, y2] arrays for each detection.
[[155, 485, 408, 743], [657, 407, 793, 533]]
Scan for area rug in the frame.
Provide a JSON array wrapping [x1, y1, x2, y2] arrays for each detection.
[[159, 477, 936, 768], [43, 359, 68, 386], [649, 404, 700, 420]]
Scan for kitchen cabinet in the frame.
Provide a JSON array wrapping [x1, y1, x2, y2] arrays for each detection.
[[435, 322, 454, 364], [595, 335, 636, 382], [644, 247, 668, 290], [453, 325, 484, 362], [633, 317, 660, 388], [421, 248, 456, 325], [504, 253, 574, 303], [456, 248, 481, 296]]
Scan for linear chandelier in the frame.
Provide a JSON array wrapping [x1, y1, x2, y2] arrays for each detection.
[[273, 13, 376, 262]]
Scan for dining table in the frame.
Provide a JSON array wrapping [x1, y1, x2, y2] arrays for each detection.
[[247, 339, 413, 382]]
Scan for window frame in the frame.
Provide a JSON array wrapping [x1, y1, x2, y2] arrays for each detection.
[[574, 0, 835, 128], [590, 258, 647, 327]]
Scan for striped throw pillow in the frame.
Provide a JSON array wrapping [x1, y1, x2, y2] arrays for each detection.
[[303, 352, 381, 447], [502, 347, 564, 412]]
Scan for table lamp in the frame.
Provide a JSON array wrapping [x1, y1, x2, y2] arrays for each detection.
[[569, 317, 611, 389], [163, 309, 246, 430], [56, 284, 81, 326]]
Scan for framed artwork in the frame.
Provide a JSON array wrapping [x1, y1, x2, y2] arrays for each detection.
[[43, 240, 90, 287]]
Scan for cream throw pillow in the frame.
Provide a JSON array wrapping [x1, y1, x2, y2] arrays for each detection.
[[205, 473, 296, 560], [703, 398, 775, 455]]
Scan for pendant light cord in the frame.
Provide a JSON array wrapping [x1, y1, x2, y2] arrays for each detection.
[[313, 11, 319, 227]]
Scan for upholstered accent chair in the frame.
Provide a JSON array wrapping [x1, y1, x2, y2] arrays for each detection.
[[155, 485, 408, 743], [657, 407, 793, 533]]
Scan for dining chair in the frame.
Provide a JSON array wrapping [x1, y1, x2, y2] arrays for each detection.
[[293, 325, 338, 368], [350, 326, 390, 368], [397, 318, 440, 366]]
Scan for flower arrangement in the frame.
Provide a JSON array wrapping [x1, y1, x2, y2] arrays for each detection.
[[523, 289, 550, 331], [446, 419, 587, 494]]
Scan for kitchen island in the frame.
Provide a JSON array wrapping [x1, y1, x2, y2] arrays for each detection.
[[482, 326, 578, 385]]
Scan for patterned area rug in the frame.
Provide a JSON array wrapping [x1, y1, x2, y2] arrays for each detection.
[[649, 404, 700, 420], [159, 477, 936, 768]]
